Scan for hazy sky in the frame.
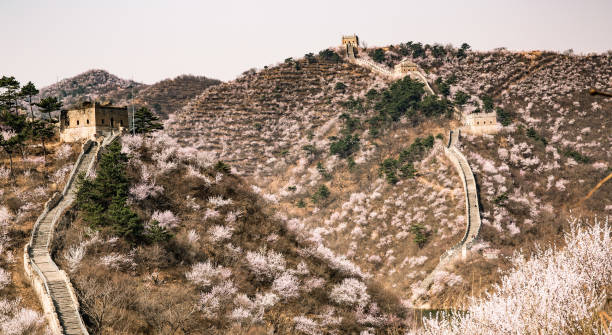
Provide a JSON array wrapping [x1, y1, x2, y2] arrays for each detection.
[[1, 0, 611, 88]]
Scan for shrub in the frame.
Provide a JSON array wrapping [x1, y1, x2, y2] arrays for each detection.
[[371, 49, 385, 63], [454, 90, 470, 106], [318, 49, 341, 63], [335, 82, 347, 91], [410, 223, 428, 248], [562, 148, 590, 163], [329, 134, 359, 158], [329, 278, 370, 307], [311, 185, 330, 203], [496, 107, 513, 126]]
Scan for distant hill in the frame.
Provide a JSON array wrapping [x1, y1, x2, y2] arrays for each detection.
[[133, 75, 221, 119], [38, 69, 146, 108], [39, 70, 221, 118]]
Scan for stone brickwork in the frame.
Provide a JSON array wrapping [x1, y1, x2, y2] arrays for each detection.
[[462, 112, 500, 135], [394, 59, 418, 75], [59, 102, 128, 142], [341, 35, 359, 47]]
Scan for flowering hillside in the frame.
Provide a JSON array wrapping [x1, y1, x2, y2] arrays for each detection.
[[422, 217, 611, 334], [51, 133, 410, 334], [164, 45, 611, 310], [0, 139, 81, 334]]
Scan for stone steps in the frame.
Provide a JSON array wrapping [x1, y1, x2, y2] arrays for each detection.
[[25, 141, 105, 335]]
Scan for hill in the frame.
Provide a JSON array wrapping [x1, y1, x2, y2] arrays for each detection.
[[133, 75, 221, 118], [51, 134, 409, 334], [38, 71, 221, 119], [165, 45, 611, 308], [38, 69, 145, 109]]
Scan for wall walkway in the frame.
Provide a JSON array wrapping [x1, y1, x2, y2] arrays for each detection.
[[24, 134, 119, 334]]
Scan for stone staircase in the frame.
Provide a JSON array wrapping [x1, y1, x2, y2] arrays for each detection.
[[24, 134, 120, 334]]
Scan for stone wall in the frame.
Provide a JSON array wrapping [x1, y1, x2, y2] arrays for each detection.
[[462, 112, 500, 135], [60, 104, 128, 142]]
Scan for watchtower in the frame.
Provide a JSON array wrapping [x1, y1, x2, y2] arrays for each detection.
[[462, 112, 500, 135], [342, 35, 359, 48], [394, 59, 419, 75], [59, 101, 128, 142]]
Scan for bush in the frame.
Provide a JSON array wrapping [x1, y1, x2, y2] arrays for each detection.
[[496, 107, 513, 126], [329, 135, 359, 158], [562, 148, 590, 163], [311, 185, 330, 203], [335, 82, 347, 91], [318, 49, 341, 63], [454, 90, 470, 106], [410, 223, 428, 248], [371, 49, 385, 63]]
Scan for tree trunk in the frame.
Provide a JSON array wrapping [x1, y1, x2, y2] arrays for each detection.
[[29, 97, 34, 119]]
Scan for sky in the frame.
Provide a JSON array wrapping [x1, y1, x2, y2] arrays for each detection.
[[1, 0, 611, 88]]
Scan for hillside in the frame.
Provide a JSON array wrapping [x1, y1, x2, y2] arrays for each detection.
[[38, 71, 221, 119], [133, 75, 221, 118], [165, 45, 611, 308], [51, 135, 409, 334], [38, 69, 146, 109]]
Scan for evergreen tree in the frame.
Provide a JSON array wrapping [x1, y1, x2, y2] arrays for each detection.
[[36, 96, 62, 121], [76, 141, 143, 241], [0, 76, 21, 114], [30, 119, 55, 163], [134, 107, 163, 134], [20, 82, 39, 118], [1, 110, 29, 164]]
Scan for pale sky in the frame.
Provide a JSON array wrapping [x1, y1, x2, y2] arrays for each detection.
[[1, 0, 611, 88]]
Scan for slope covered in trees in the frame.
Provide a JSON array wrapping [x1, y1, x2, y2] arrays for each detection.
[[133, 75, 221, 119], [165, 45, 611, 310]]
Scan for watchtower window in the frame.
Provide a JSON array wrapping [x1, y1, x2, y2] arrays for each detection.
[[111, 118, 114, 127], [86, 119, 89, 124], [77, 120, 80, 126], [101, 119, 104, 124], [120, 120, 123, 126]]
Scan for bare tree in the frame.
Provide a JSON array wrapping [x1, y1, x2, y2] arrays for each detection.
[[75, 277, 131, 333], [137, 286, 202, 335]]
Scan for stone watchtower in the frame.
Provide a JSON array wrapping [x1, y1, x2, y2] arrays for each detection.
[[59, 101, 129, 142], [394, 59, 419, 75], [342, 35, 359, 58], [462, 112, 500, 135], [342, 35, 359, 47]]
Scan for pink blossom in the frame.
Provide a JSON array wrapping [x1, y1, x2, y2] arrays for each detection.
[[329, 278, 370, 307]]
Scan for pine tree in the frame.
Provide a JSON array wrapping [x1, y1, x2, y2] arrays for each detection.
[[30, 119, 55, 163], [134, 107, 163, 134], [0, 76, 21, 114], [35, 96, 62, 121], [76, 141, 143, 241], [20, 82, 39, 118]]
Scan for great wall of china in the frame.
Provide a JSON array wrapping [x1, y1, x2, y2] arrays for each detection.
[[24, 134, 119, 335], [22, 39, 492, 333], [343, 38, 485, 304]]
